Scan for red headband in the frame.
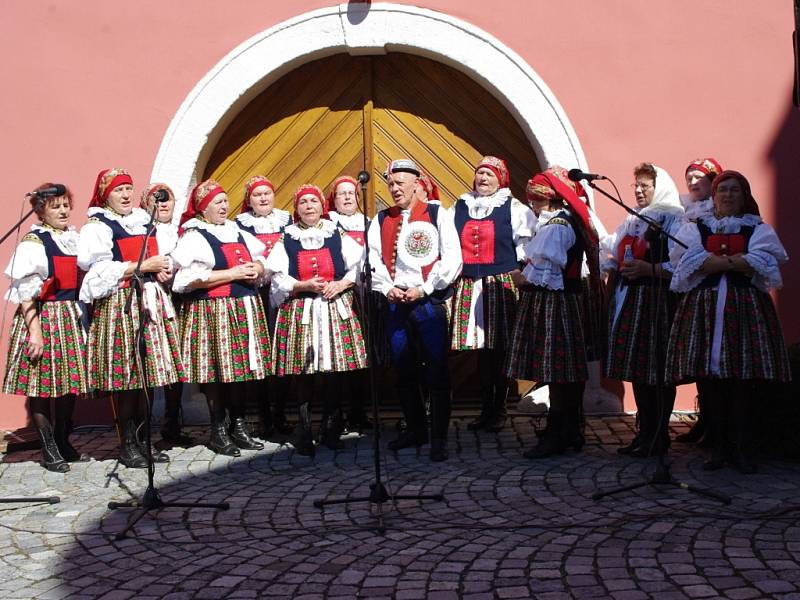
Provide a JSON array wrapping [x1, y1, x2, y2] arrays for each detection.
[[537, 169, 598, 245], [327, 176, 360, 210], [179, 179, 226, 226], [240, 176, 275, 215], [89, 168, 133, 208], [418, 171, 440, 201], [293, 184, 327, 223], [711, 170, 760, 216], [474, 155, 510, 189], [686, 157, 723, 178]]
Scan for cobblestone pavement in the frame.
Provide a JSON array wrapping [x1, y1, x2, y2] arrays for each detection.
[[1, 415, 800, 599]]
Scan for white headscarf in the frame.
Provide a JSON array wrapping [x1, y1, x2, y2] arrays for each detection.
[[643, 165, 684, 217]]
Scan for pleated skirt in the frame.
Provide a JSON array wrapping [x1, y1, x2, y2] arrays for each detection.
[[665, 285, 791, 383], [88, 287, 184, 391], [3, 301, 89, 398], [179, 295, 272, 384], [272, 290, 367, 376], [505, 286, 588, 383], [449, 273, 518, 351]]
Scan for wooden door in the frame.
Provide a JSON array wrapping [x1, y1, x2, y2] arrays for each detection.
[[204, 53, 541, 212]]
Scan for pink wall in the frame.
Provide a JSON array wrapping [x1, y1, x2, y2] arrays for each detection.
[[0, 1, 796, 427]]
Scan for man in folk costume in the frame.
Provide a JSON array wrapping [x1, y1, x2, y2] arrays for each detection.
[[367, 159, 463, 461]]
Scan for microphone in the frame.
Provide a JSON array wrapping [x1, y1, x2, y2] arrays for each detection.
[[568, 169, 607, 182], [152, 189, 169, 203], [357, 170, 370, 185], [27, 184, 66, 198]]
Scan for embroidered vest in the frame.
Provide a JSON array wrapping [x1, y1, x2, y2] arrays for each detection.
[[91, 213, 158, 289], [28, 231, 79, 302], [453, 197, 517, 278], [235, 216, 283, 259], [697, 221, 756, 289], [284, 231, 346, 291], [184, 227, 257, 300], [617, 220, 671, 287]]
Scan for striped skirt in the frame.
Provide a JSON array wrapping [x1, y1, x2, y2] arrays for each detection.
[[449, 273, 518, 351], [88, 287, 184, 391], [665, 286, 791, 383], [581, 277, 607, 363], [3, 301, 89, 398], [505, 287, 588, 383], [273, 289, 367, 376], [605, 283, 677, 385], [179, 295, 272, 384]]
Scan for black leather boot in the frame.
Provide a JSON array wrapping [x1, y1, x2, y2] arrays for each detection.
[[230, 417, 265, 450], [484, 380, 509, 433], [523, 411, 565, 459], [136, 422, 170, 463], [119, 420, 148, 468], [467, 385, 494, 432], [388, 387, 429, 451], [290, 401, 315, 457], [53, 419, 89, 463], [37, 422, 69, 472], [429, 389, 452, 461], [560, 383, 585, 452], [208, 409, 241, 457]]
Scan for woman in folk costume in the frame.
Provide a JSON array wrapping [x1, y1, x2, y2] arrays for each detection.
[[139, 183, 193, 446], [3, 184, 89, 472], [326, 175, 373, 432], [673, 157, 723, 447], [666, 170, 790, 473], [265, 184, 367, 456], [506, 168, 599, 458], [78, 169, 184, 468], [234, 175, 293, 437], [451, 156, 535, 432], [603, 163, 684, 457], [171, 179, 271, 456]]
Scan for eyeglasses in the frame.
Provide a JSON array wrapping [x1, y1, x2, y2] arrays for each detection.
[[335, 191, 356, 198], [630, 182, 654, 191]]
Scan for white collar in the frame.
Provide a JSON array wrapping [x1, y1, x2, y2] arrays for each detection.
[[88, 206, 151, 227], [329, 211, 366, 230], [284, 219, 337, 243], [236, 208, 290, 228], [459, 187, 511, 208]]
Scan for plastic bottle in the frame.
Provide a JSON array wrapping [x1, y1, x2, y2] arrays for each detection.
[[623, 244, 633, 263]]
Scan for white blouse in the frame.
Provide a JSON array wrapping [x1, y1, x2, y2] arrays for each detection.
[[265, 219, 363, 306], [680, 195, 715, 223], [521, 209, 577, 291], [456, 188, 536, 262], [600, 205, 684, 274], [77, 207, 153, 303], [4, 224, 79, 303], [670, 214, 787, 294], [329, 211, 368, 232], [171, 218, 267, 294], [367, 203, 463, 296]]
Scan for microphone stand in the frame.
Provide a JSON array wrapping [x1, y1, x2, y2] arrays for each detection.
[[587, 180, 730, 505], [313, 174, 443, 534], [0, 196, 59, 506], [108, 204, 229, 539]]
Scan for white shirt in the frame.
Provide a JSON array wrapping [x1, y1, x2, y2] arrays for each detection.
[[367, 202, 463, 296], [521, 209, 577, 291]]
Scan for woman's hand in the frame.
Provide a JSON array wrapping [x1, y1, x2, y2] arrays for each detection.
[[322, 279, 353, 300], [620, 258, 653, 280], [25, 326, 44, 362], [229, 262, 260, 282], [509, 269, 528, 289], [141, 255, 171, 274], [293, 276, 326, 295]]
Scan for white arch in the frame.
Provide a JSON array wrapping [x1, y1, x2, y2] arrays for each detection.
[[151, 2, 590, 209]]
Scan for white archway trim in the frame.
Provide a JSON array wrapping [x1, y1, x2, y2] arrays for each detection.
[[152, 3, 590, 209]]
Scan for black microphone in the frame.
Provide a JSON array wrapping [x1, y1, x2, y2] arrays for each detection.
[[357, 170, 370, 185], [152, 189, 169, 203], [568, 169, 607, 182], [27, 184, 66, 198]]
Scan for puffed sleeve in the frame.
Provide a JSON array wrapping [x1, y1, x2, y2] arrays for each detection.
[[264, 238, 293, 306], [171, 230, 217, 294], [511, 199, 536, 262], [669, 223, 708, 293], [340, 233, 365, 284], [77, 220, 129, 302], [521, 220, 575, 291], [422, 207, 463, 297], [744, 222, 788, 291], [4, 237, 49, 303], [367, 217, 394, 296]]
